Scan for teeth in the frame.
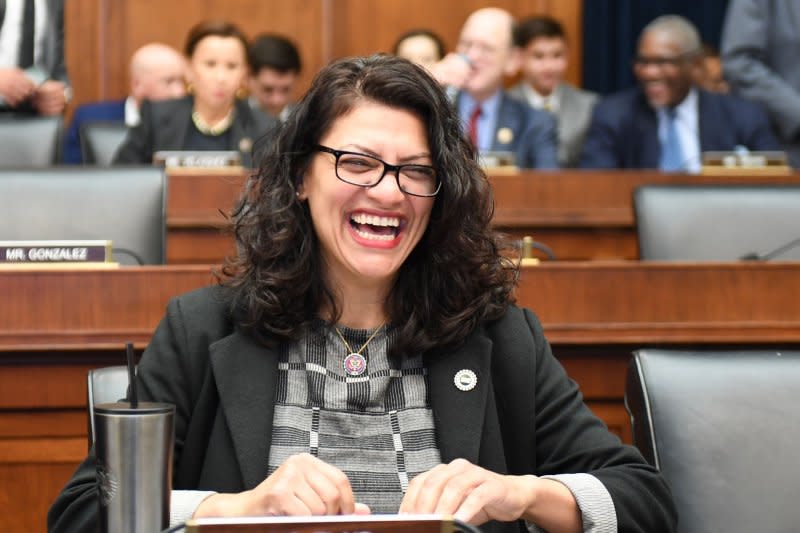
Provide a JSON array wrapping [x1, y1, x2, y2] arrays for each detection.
[[351, 213, 400, 227], [354, 228, 396, 241]]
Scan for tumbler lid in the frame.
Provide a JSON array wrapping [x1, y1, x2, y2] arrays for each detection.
[[94, 401, 175, 415]]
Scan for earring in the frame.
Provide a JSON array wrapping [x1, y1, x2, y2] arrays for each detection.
[[186, 83, 194, 95], [235, 87, 247, 99]]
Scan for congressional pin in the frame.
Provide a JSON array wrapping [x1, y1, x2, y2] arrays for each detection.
[[343, 353, 367, 377], [454, 369, 477, 391], [239, 137, 253, 153], [496, 127, 513, 145]]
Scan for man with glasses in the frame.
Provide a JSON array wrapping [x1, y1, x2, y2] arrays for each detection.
[[429, 7, 558, 169], [580, 15, 778, 171]]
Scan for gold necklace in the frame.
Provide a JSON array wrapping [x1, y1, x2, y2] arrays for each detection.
[[191, 109, 234, 136], [335, 325, 383, 377]]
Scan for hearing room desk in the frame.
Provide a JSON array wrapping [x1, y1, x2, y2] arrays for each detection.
[[3, 262, 800, 531], [165, 169, 800, 263]]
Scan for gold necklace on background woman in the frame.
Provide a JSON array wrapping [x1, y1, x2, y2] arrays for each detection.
[[191, 109, 235, 135]]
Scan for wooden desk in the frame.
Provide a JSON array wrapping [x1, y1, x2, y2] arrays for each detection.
[[166, 169, 245, 264], [165, 170, 800, 263], [4, 262, 800, 530], [490, 170, 800, 260]]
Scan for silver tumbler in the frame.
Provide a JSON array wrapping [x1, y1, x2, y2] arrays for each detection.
[[94, 401, 175, 533]]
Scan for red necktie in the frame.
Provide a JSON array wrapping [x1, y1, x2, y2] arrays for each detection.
[[468, 105, 482, 147]]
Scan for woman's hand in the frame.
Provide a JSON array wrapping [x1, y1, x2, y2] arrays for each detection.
[[400, 459, 580, 532], [399, 459, 533, 524], [194, 453, 371, 518]]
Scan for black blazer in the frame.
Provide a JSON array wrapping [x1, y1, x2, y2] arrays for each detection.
[[48, 287, 676, 533], [112, 96, 276, 167], [580, 87, 780, 169]]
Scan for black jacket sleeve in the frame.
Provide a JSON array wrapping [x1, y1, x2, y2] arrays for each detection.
[[112, 100, 156, 164]]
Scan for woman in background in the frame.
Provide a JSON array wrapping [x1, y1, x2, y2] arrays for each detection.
[[393, 29, 446, 70], [113, 21, 275, 167]]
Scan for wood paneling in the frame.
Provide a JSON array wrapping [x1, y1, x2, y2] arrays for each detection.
[[330, 0, 582, 83], [64, 0, 583, 115], [66, 0, 326, 110], [0, 464, 80, 532]]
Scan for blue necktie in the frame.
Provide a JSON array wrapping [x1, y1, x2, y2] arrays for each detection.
[[660, 108, 685, 172]]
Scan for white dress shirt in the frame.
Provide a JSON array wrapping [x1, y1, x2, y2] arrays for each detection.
[[0, 0, 49, 69]]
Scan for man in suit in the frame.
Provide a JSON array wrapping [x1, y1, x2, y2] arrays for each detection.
[[509, 15, 597, 168], [431, 7, 558, 169], [0, 0, 70, 115], [580, 15, 779, 171], [722, 0, 800, 168], [63, 43, 186, 164], [248, 34, 301, 123]]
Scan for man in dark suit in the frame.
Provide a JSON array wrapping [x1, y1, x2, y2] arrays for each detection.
[[0, 0, 70, 115], [431, 7, 558, 169], [63, 43, 186, 163], [580, 15, 779, 171]]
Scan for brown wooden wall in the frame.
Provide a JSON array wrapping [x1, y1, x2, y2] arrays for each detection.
[[64, 0, 583, 114]]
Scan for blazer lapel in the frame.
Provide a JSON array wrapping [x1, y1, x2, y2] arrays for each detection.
[[491, 95, 519, 151], [425, 330, 492, 464], [635, 92, 661, 168], [209, 330, 279, 489], [158, 97, 192, 150], [231, 100, 255, 166]]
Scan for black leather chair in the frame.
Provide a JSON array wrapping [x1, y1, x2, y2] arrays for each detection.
[[634, 184, 800, 260], [0, 167, 166, 264], [80, 121, 129, 166], [625, 349, 800, 533], [86, 366, 131, 447], [0, 114, 62, 165]]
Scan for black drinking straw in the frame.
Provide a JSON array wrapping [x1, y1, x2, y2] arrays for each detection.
[[125, 342, 138, 408]]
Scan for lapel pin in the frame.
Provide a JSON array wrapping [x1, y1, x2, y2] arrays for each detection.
[[454, 369, 477, 391], [496, 127, 513, 145], [239, 137, 253, 153]]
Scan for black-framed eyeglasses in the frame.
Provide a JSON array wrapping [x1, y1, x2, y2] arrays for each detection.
[[632, 52, 694, 69], [315, 145, 441, 197]]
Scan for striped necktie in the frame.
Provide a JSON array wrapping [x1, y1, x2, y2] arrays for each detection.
[[19, 0, 36, 69]]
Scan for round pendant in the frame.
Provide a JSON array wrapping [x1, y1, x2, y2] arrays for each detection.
[[343, 352, 367, 376]]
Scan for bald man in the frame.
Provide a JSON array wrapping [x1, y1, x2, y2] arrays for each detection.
[[64, 43, 187, 164], [580, 15, 777, 171], [429, 7, 558, 169]]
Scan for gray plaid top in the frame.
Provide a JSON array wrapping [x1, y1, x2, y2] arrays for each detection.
[[266, 322, 442, 513]]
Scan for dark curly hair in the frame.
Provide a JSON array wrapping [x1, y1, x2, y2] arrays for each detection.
[[222, 54, 517, 358]]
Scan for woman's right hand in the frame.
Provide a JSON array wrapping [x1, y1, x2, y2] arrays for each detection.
[[193, 453, 371, 518]]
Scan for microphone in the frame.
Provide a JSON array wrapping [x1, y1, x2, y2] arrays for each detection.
[[519, 236, 557, 261], [739, 236, 800, 261]]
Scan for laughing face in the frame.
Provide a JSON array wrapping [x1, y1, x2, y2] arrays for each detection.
[[298, 100, 436, 296], [634, 29, 697, 109]]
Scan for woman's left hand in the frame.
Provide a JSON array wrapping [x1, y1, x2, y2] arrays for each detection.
[[398, 458, 537, 525]]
